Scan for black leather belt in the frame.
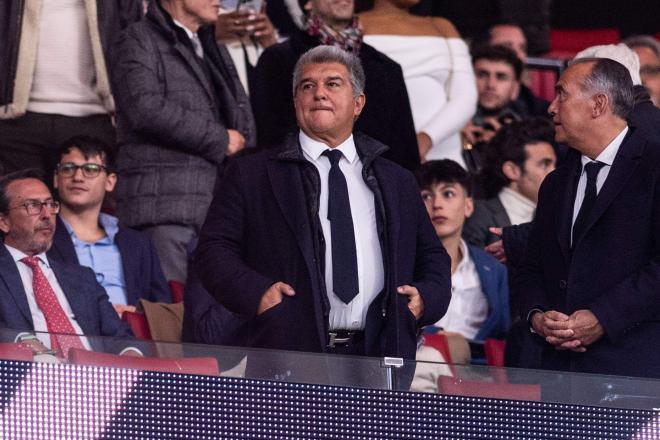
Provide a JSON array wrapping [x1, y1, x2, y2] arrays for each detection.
[[327, 330, 363, 348]]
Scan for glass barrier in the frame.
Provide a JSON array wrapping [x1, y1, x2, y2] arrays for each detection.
[[1, 328, 660, 411]]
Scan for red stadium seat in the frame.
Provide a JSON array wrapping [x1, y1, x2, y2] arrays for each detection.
[[548, 28, 620, 59], [484, 338, 506, 367], [122, 311, 152, 340], [68, 348, 221, 376], [438, 376, 541, 401], [0, 343, 33, 361], [168, 280, 185, 303], [423, 334, 452, 364]]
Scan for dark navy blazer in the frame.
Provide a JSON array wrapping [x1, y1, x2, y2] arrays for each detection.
[[48, 216, 170, 305], [515, 128, 660, 378], [0, 245, 133, 341], [195, 133, 451, 360]]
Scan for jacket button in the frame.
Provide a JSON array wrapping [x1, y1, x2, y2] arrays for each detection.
[[559, 280, 567, 290]]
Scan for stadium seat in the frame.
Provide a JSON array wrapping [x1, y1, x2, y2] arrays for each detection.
[[122, 311, 152, 340], [68, 348, 221, 376]]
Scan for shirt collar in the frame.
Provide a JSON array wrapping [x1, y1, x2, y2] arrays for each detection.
[[299, 130, 357, 164], [455, 239, 472, 273], [581, 126, 628, 168], [60, 213, 119, 243], [172, 18, 197, 40], [4, 244, 51, 269]]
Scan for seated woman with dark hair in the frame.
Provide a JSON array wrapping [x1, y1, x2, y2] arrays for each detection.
[[359, 0, 477, 165]]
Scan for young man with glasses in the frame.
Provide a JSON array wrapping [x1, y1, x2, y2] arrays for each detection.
[[49, 136, 170, 317], [0, 169, 135, 358]]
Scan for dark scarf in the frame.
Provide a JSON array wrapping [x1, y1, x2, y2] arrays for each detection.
[[305, 14, 363, 54]]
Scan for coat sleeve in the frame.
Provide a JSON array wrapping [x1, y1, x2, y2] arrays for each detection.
[[511, 179, 553, 320], [112, 26, 230, 164], [194, 160, 275, 318]]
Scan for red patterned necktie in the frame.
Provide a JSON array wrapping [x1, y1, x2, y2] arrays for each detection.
[[21, 256, 86, 358]]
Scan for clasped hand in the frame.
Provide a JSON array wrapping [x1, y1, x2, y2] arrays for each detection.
[[531, 309, 604, 352]]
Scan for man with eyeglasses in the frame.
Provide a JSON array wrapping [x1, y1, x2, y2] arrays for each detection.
[[48, 136, 171, 316], [0, 169, 135, 358]]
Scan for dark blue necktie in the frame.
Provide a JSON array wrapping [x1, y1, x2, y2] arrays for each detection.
[[323, 149, 359, 303], [572, 161, 605, 246]]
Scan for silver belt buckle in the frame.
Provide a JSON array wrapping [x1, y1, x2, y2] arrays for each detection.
[[328, 332, 351, 348]]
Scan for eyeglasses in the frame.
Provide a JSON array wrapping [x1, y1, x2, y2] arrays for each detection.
[[10, 200, 61, 216], [56, 162, 108, 178]]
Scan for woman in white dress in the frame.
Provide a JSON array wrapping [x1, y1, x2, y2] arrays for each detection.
[[360, 0, 477, 166]]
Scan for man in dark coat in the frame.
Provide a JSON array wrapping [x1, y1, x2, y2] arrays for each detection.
[[251, 0, 420, 171], [515, 58, 660, 378], [195, 46, 450, 360], [111, 0, 256, 283]]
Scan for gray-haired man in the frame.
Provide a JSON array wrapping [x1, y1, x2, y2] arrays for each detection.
[[194, 46, 450, 359]]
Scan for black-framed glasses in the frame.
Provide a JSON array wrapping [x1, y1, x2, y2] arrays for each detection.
[[56, 162, 108, 178], [10, 200, 60, 216]]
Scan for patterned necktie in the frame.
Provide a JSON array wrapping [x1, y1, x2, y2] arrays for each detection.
[[572, 161, 606, 246], [21, 256, 86, 358], [323, 149, 359, 303]]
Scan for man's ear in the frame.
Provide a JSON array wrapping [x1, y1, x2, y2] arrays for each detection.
[[464, 196, 474, 219], [105, 173, 117, 193], [511, 81, 521, 101], [0, 214, 10, 235], [592, 92, 608, 117], [353, 93, 366, 120], [502, 160, 521, 182]]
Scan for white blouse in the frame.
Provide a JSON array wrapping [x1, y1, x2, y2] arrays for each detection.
[[363, 35, 477, 167]]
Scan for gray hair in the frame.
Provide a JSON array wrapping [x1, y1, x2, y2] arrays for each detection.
[[292, 45, 366, 97], [623, 35, 660, 59], [568, 57, 634, 119]]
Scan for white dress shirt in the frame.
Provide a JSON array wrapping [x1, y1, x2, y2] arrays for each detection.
[[498, 186, 536, 225], [571, 126, 628, 245], [5, 244, 91, 350], [434, 239, 488, 340], [299, 131, 384, 331]]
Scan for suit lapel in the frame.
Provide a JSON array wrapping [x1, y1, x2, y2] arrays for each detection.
[[266, 149, 316, 278], [115, 230, 137, 306], [0, 246, 33, 327], [556, 151, 582, 263], [578, 131, 643, 241], [490, 198, 512, 227], [50, 260, 94, 335]]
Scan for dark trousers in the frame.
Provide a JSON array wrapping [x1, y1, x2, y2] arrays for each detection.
[[0, 112, 115, 176]]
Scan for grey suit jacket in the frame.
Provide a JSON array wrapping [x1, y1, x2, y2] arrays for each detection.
[[463, 197, 511, 248]]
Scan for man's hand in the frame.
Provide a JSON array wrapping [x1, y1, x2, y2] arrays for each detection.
[[257, 282, 295, 315], [531, 310, 574, 347], [113, 304, 137, 318], [216, 10, 278, 48], [484, 227, 506, 263], [398, 285, 424, 320], [227, 129, 246, 155], [561, 309, 604, 350], [416, 132, 432, 162]]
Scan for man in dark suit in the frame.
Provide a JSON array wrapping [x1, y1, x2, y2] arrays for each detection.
[[195, 46, 450, 360], [515, 58, 660, 378], [48, 136, 171, 315], [0, 170, 133, 358]]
